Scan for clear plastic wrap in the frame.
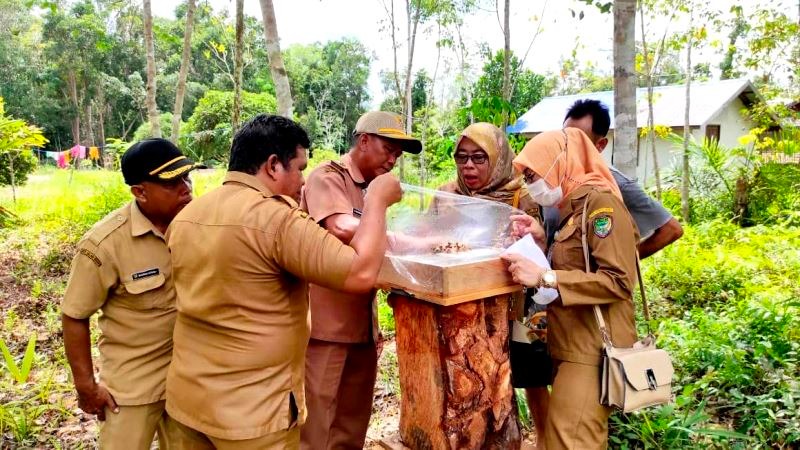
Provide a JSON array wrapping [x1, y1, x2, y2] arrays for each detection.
[[377, 184, 525, 302]]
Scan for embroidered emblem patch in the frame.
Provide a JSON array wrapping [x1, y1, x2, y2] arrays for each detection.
[[132, 268, 159, 280], [79, 248, 102, 267], [589, 207, 614, 219], [593, 215, 613, 238]]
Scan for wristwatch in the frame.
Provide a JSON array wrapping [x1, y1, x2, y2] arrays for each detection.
[[539, 270, 557, 289]]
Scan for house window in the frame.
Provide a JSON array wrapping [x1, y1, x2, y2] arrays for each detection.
[[706, 125, 721, 143]]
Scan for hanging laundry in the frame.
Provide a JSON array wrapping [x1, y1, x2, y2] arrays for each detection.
[[45, 151, 59, 160], [70, 145, 87, 159], [89, 146, 100, 160], [64, 150, 72, 165], [57, 152, 67, 168]]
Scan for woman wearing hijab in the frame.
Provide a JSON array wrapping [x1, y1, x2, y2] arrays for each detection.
[[502, 128, 639, 450], [440, 122, 551, 449]]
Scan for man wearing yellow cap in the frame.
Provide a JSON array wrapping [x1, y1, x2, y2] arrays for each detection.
[[300, 111, 422, 450]]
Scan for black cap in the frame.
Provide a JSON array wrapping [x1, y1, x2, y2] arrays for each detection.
[[121, 138, 204, 185]]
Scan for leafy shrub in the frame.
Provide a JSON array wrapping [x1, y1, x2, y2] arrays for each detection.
[[612, 222, 800, 448], [182, 90, 277, 164], [746, 162, 800, 226]]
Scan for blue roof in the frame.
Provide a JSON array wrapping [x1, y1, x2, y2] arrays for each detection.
[[507, 78, 756, 135]]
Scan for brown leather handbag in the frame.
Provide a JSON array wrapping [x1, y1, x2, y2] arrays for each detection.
[[579, 197, 674, 413]]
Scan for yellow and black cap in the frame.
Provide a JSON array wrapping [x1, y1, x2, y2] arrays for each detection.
[[121, 138, 204, 186], [353, 111, 422, 154]]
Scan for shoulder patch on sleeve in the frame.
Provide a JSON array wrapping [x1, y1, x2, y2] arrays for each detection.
[[78, 247, 103, 267], [593, 215, 613, 238], [589, 207, 614, 219], [86, 212, 128, 246]]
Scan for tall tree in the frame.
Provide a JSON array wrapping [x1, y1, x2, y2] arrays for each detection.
[[501, 0, 511, 129], [232, 0, 244, 130], [143, 0, 161, 137], [259, 0, 293, 117], [172, 0, 197, 142], [638, 0, 678, 199], [613, 0, 637, 178], [681, 8, 693, 223]]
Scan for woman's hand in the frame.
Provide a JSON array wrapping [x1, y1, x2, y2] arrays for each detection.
[[510, 214, 546, 246], [501, 253, 545, 287]]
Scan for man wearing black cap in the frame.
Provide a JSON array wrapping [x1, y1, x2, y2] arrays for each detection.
[[300, 111, 422, 450], [61, 138, 202, 449]]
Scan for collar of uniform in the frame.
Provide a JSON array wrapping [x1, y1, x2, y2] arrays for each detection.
[[223, 171, 274, 196], [130, 200, 162, 238], [558, 184, 597, 223], [339, 154, 366, 185]]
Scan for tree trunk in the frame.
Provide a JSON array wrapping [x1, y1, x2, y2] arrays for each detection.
[[143, 0, 161, 138], [403, 0, 420, 136], [172, 0, 196, 143], [501, 0, 511, 129], [259, 0, 293, 117], [391, 293, 521, 450], [639, 5, 662, 199], [681, 21, 693, 223], [232, 0, 245, 130], [97, 82, 106, 162], [612, 0, 638, 178], [68, 69, 80, 146]]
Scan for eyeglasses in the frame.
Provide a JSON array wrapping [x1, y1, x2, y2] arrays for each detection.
[[454, 153, 488, 165]]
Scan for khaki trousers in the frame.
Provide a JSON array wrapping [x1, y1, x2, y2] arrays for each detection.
[[300, 339, 378, 450], [544, 360, 612, 450], [166, 417, 300, 450], [99, 400, 172, 450]]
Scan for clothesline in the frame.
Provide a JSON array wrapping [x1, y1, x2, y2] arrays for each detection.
[[41, 145, 102, 168]]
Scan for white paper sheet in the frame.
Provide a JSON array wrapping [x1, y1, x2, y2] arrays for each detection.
[[502, 235, 559, 305]]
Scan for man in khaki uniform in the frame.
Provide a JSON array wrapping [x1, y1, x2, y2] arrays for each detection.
[[62, 138, 202, 449], [299, 111, 422, 450], [164, 115, 402, 449]]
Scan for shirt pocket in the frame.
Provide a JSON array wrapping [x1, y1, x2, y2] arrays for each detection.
[[552, 222, 585, 269], [118, 273, 169, 310]]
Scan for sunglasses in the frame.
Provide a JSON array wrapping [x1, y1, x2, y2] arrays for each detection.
[[454, 153, 488, 165]]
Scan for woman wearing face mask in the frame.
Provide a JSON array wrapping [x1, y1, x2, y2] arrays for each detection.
[[501, 128, 639, 450], [440, 122, 551, 450]]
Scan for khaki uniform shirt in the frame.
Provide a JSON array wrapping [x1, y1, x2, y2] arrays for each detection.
[[165, 171, 357, 440], [548, 185, 639, 365], [62, 201, 176, 405], [300, 154, 378, 343]]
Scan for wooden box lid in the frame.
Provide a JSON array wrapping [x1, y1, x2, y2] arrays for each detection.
[[376, 249, 522, 305]]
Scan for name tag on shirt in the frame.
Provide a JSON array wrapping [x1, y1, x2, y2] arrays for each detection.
[[132, 268, 160, 280]]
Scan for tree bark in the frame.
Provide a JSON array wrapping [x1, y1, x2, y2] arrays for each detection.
[[143, 0, 161, 138], [501, 0, 511, 129], [259, 0, 293, 117], [613, 0, 638, 178], [391, 293, 521, 450], [403, 0, 420, 136], [172, 0, 196, 143], [68, 69, 80, 146], [681, 24, 693, 223], [639, 4, 662, 199], [232, 0, 245, 130]]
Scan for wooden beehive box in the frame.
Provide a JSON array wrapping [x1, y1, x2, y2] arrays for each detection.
[[376, 248, 522, 305]]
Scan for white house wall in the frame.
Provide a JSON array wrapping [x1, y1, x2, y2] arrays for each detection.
[[708, 97, 755, 150], [605, 98, 755, 187]]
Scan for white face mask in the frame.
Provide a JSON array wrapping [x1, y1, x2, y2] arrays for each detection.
[[526, 151, 565, 207], [527, 180, 563, 206]]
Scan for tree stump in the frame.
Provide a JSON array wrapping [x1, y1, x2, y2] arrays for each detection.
[[390, 292, 521, 450]]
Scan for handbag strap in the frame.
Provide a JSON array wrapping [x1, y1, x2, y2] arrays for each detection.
[[578, 193, 652, 346]]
